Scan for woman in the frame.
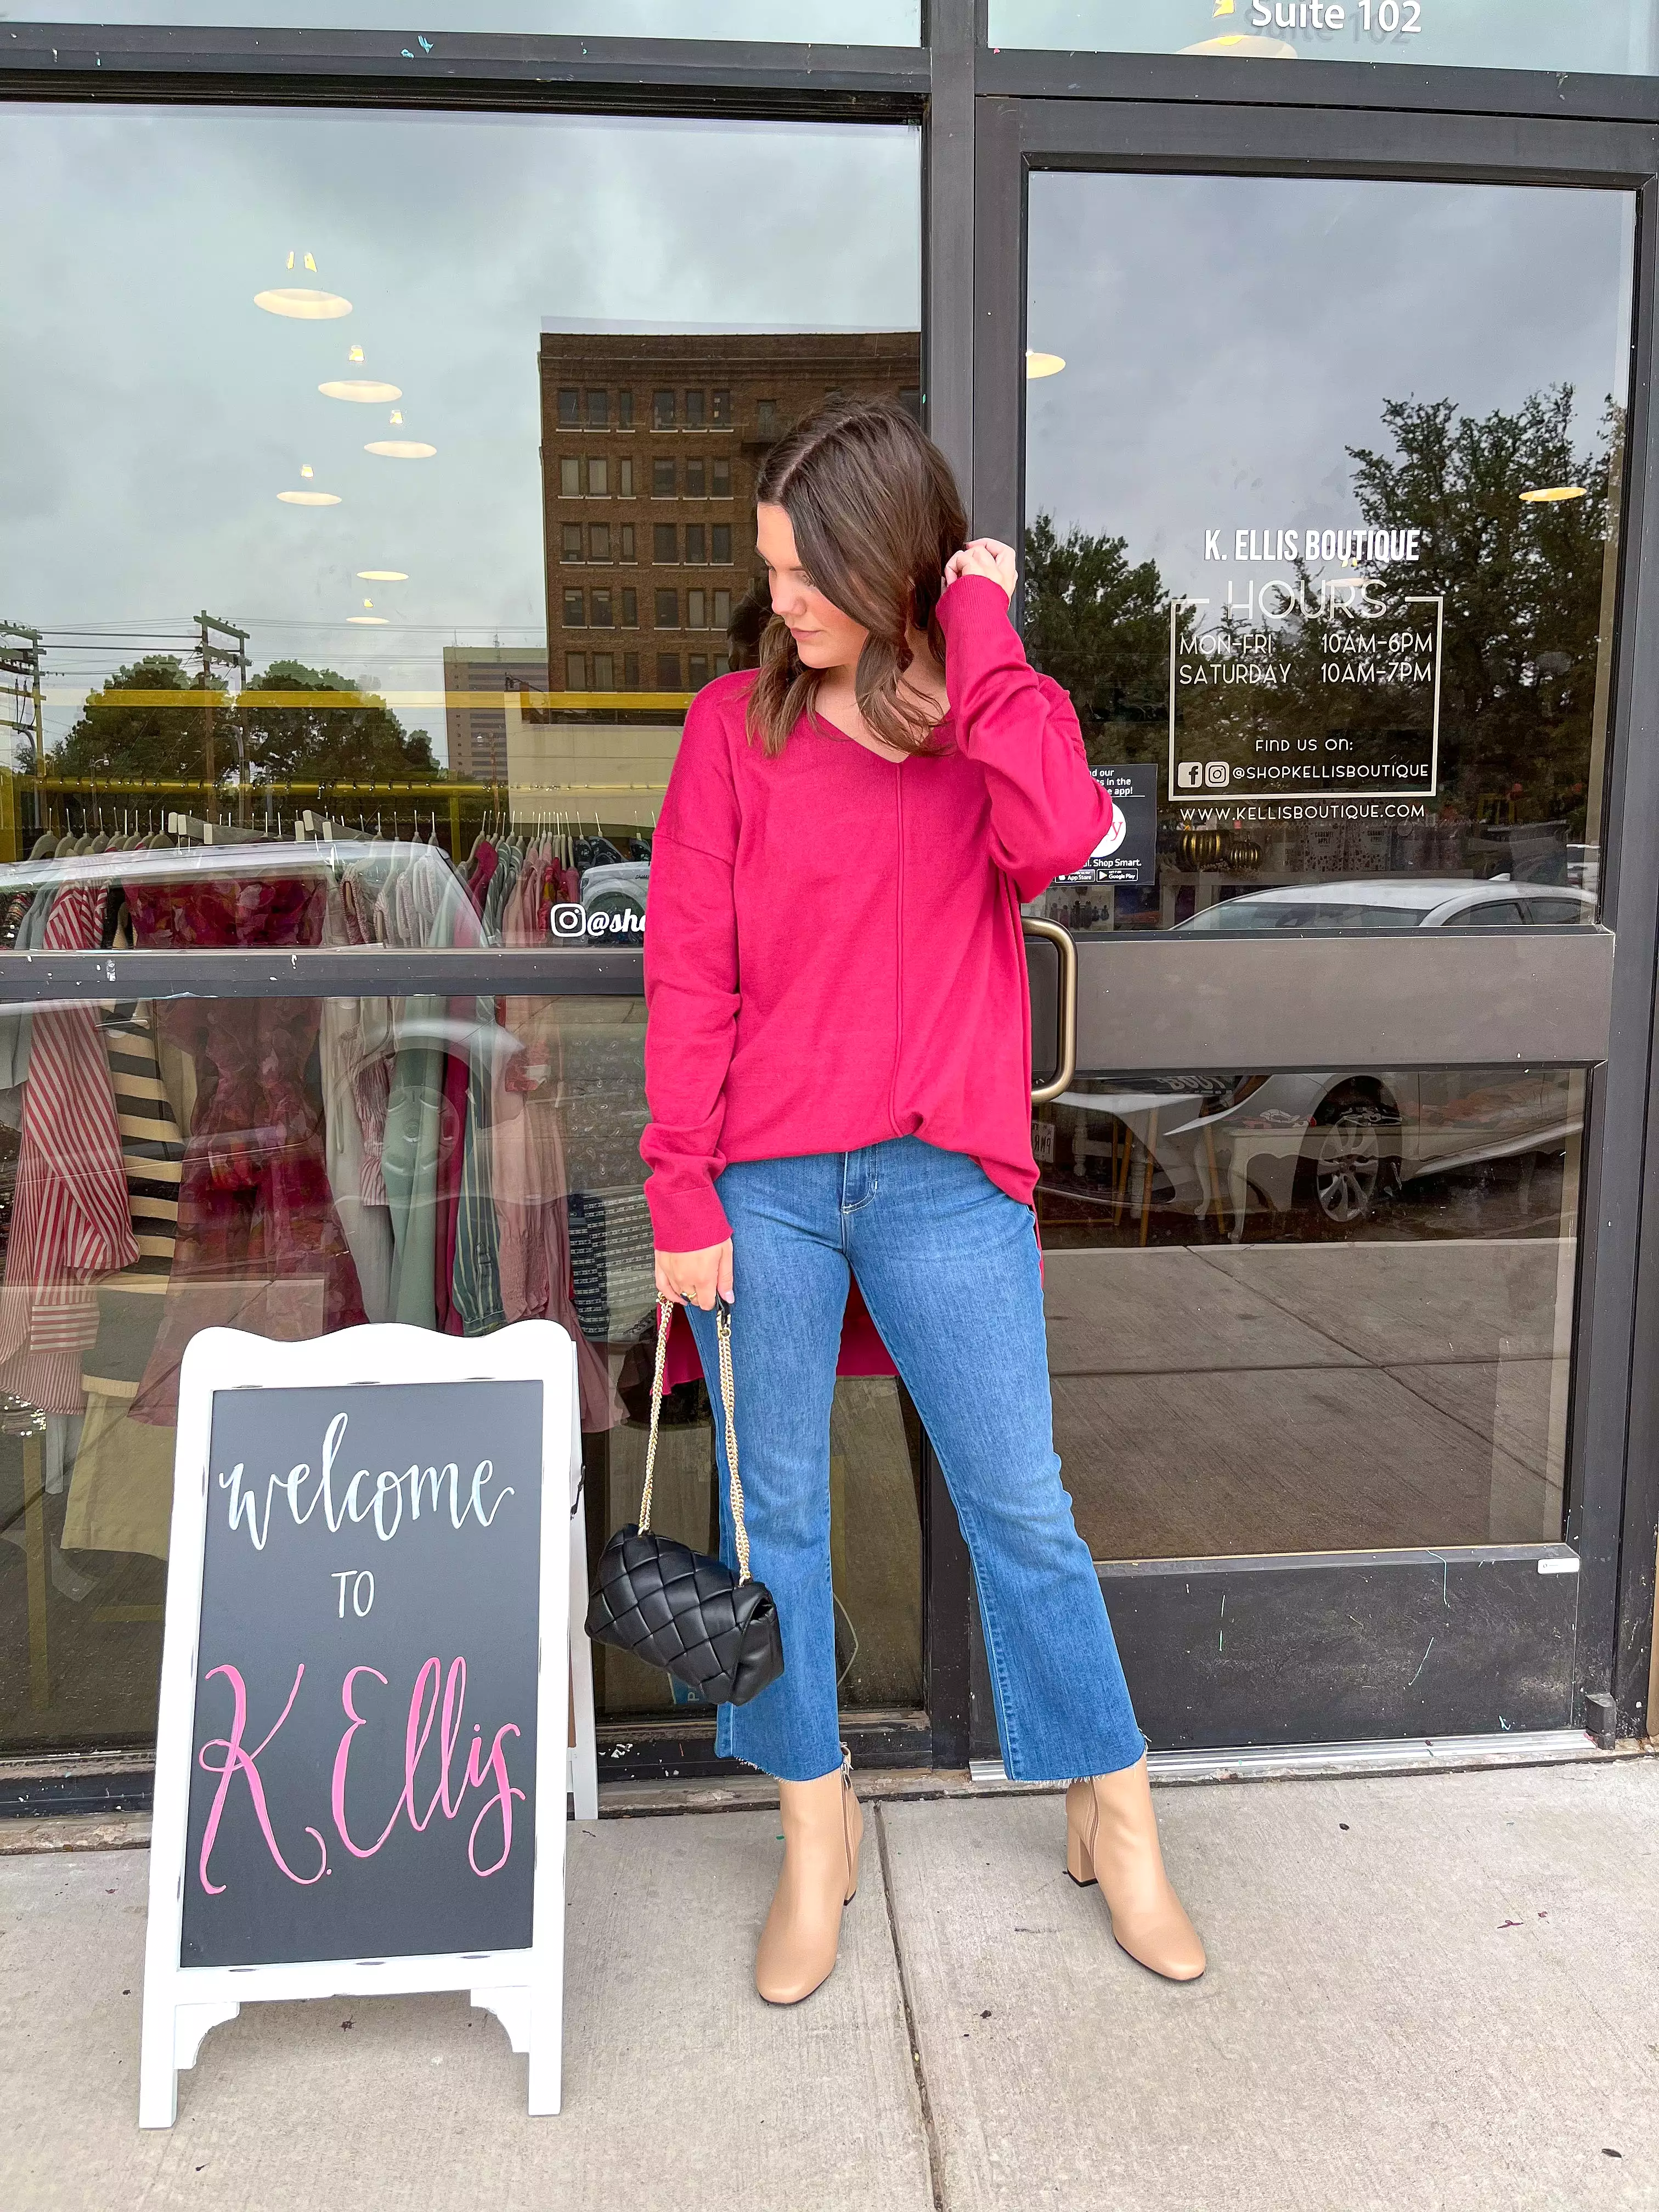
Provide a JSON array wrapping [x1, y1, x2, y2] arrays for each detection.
[[642, 399, 1204, 2005]]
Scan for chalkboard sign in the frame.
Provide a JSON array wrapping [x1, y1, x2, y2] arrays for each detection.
[[140, 1321, 589, 2127]]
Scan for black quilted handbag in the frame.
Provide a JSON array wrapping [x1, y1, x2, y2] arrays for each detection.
[[585, 1294, 783, 1706]]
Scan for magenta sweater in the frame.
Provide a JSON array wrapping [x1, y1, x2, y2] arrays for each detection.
[[639, 574, 1112, 1251]]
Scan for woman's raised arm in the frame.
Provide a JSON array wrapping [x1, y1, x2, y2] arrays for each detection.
[[937, 570, 1112, 902]]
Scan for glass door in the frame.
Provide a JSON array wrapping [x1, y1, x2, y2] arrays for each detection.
[[977, 103, 1651, 1750]]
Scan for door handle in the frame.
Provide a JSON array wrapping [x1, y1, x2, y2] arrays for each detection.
[[1024, 917, 1076, 1105]]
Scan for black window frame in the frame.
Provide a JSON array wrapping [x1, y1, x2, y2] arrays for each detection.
[[8, 3, 1659, 1800]]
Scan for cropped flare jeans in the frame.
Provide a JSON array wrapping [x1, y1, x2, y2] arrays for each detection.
[[682, 1136, 1144, 1784]]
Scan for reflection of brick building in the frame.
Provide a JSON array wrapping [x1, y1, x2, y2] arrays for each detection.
[[538, 326, 922, 699], [443, 645, 549, 778]]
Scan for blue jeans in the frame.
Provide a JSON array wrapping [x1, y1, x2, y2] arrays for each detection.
[[682, 1136, 1145, 1785]]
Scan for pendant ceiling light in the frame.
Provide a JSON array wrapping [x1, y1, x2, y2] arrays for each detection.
[[319, 379, 403, 403], [364, 440, 437, 459], [256, 288, 352, 319]]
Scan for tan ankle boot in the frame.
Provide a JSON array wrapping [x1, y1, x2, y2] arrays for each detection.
[[1065, 1755, 1206, 1982], [755, 1757, 864, 2006]]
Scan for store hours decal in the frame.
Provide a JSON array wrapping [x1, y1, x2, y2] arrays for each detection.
[[1168, 522, 1444, 812]]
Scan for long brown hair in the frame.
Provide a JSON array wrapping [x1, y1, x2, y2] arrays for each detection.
[[746, 399, 968, 757]]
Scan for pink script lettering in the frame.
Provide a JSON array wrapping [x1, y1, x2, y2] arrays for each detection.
[[196, 1663, 329, 1894], [331, 1656, 525, 1877]]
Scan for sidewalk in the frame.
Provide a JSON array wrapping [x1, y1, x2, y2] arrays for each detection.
[[4, 1757, 1658, 2211]]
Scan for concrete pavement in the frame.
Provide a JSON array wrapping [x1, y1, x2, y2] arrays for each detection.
[[3, 1758, 1658, 2211]]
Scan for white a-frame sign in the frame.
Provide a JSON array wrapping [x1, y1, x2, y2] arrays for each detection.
[[139, 1320, 596, 2125]]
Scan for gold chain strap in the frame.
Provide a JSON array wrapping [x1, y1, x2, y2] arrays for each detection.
[[638, 1294, 753, 1586], [715, 1300, 752, 1585], [635, 1291, 675, 1536]]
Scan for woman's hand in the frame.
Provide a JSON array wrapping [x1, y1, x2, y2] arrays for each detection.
[[654, 1238, 734, 1310], [944, 537, 1017, 602]]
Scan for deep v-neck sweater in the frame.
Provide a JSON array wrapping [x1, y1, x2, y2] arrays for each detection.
[[639, 573, 1113, 1251]]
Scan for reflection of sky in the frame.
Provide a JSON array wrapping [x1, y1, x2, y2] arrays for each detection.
[[1, 107, 919, 759], [990, 0, 1659, 72], [1026, 173, 1632, 590], [0, 2, 918, 32]]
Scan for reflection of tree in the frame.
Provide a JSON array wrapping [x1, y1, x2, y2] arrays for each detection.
[[236, 662, 439, 784], [1350, 389, 1612, 831], [56, 654, 223, 778], [54, 654, 442, 791], [1024, 385, 1615, 834], [1022, 514, 1169, 765]]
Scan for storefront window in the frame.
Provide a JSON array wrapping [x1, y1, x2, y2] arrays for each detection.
[[22, 3, 921, 37], [0, 970, 921, 1752], [1035, 1063, 1584, 1560], [1, 107, 920, 906], [1023, 172, 1633, 933], [0, 101, 923, 1757], [989, 1, 1659, 73]]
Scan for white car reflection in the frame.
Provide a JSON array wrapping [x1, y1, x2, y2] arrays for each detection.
[[579, 860, 648, 936], [1173, 878, 1595, 935], [1058, 878, 1594, 1236]]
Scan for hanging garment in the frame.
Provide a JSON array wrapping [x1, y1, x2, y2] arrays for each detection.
[[101, 997, 185, 1273], [0, 882, 54, 1094], [381, 846, 483, 1329], [465, 837, 499, 923], [61, 1385, 174, 1557], [450, 1007, 506, 1338], [341, 859, 394, 1205], [490, 993, 620, 1432], [320, 878, 394, 1322], [433, 1013, 473, 1336], [0, 882, 139, 1415], [62, 992, 180, 1556], [123, 871, 365, 1426], [483, 840, 522, 941]]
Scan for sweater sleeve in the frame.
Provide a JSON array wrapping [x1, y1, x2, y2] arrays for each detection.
[[936, 573, 1113, 902], [639, 692, 743, 1251]]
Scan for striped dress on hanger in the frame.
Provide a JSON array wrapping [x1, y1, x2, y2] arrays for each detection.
[[60, 997, 186, 1558], [0, 881, 139, 1413]]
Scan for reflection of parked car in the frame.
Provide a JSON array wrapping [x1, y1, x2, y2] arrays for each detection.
[[580, 859, 648, 935], [1061, 879, 1594, 1234], [1175, 878, 1596, 933]]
